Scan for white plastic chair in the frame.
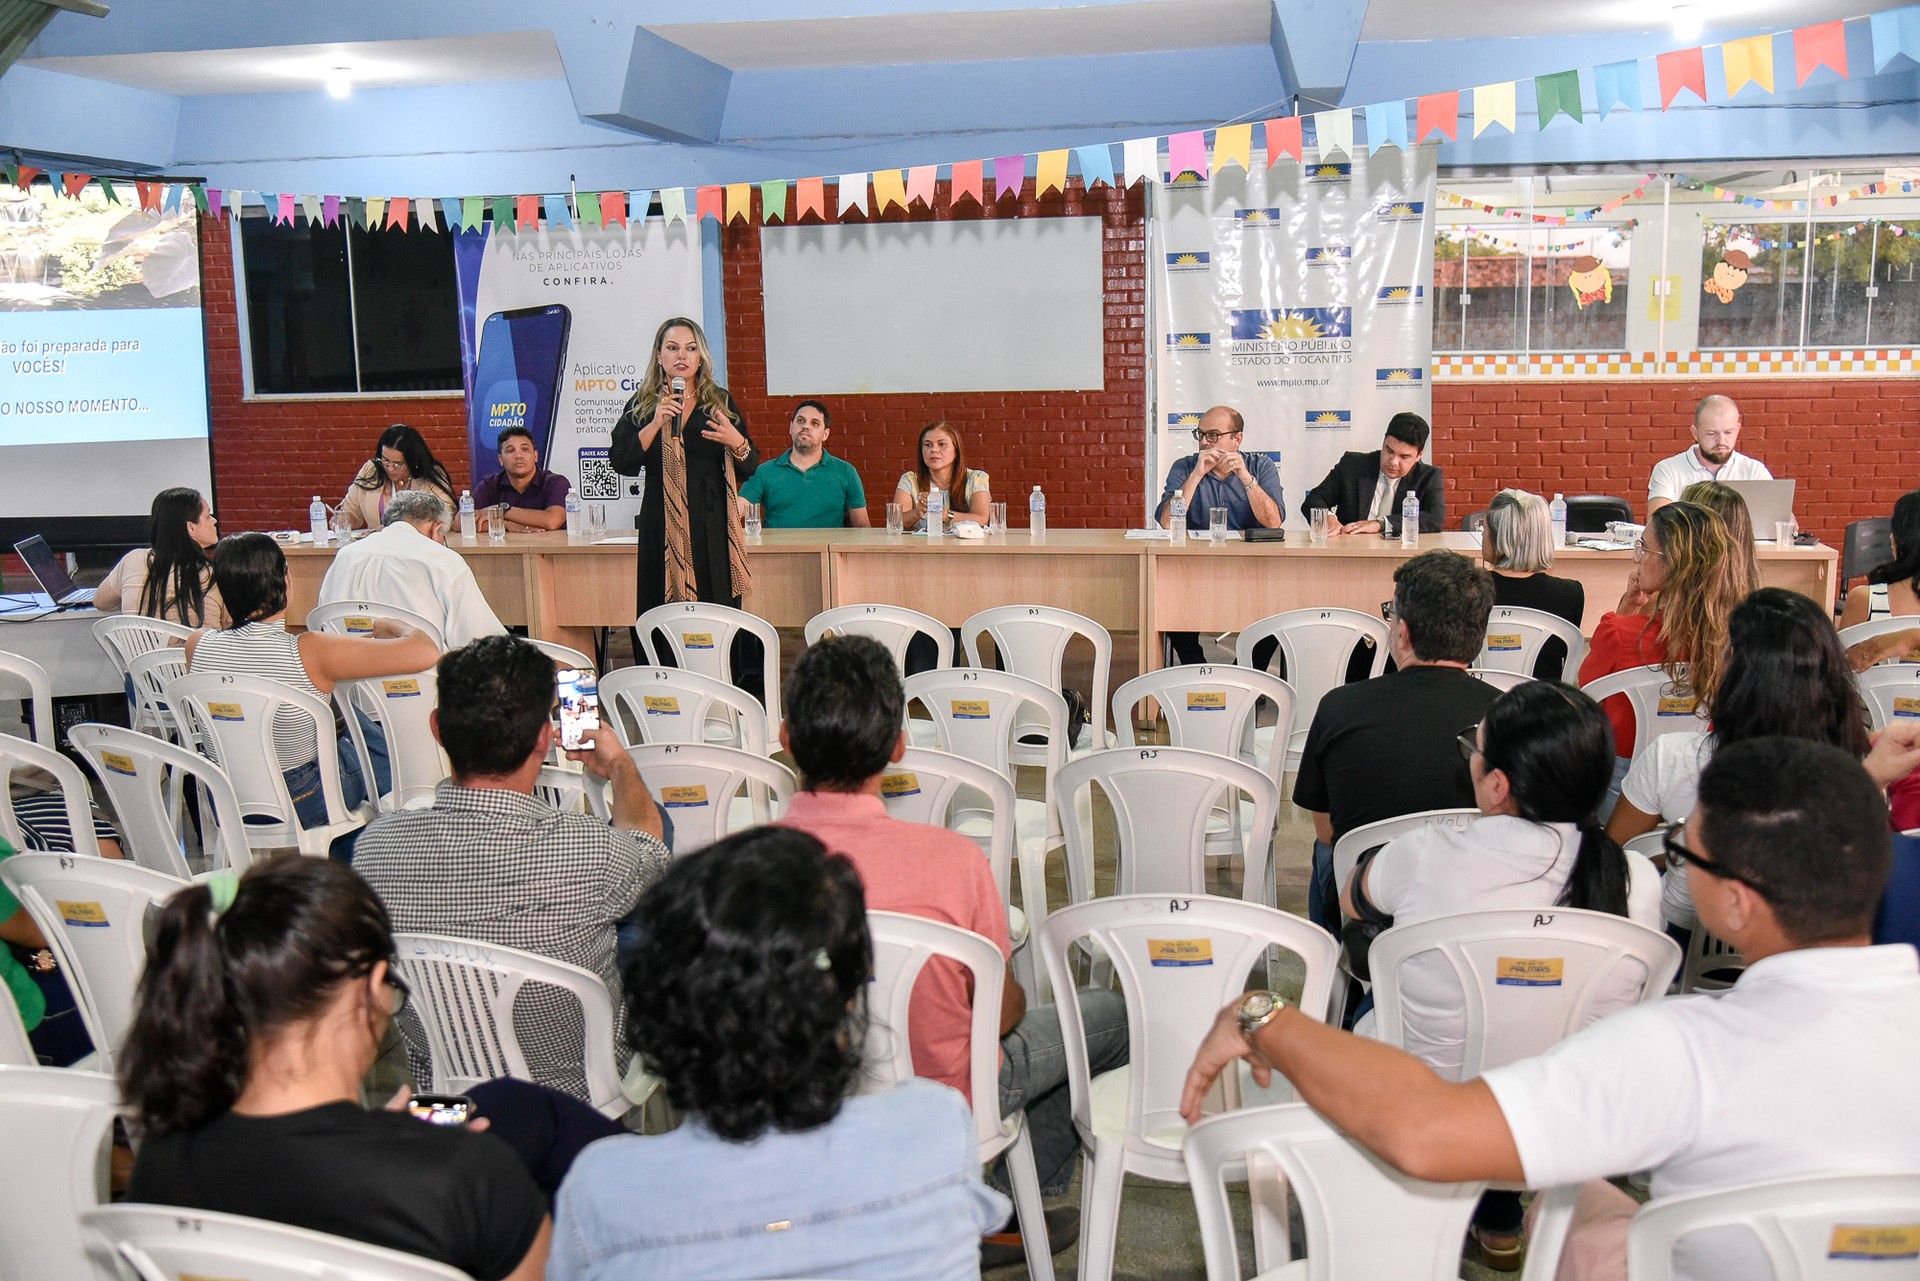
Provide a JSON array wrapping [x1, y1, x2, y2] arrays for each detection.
[[1368, 906, 1681, 1077], [0, 1066, 125, 1281], [305, 599, 447, 650], [69, 723, 252, 879], [1037, 895, 1339, 1281], [85, 1203, 473, 1281], [1469, 667, 1535, 692], [1328, 809, 1479, 908], [863, 911, 1055, 1281], [1679, 925, 1747, 994], [392, 931, 640, 1120], [0, 729, 103, 857], [170, 672, 371, 857], [634, 601, 783, 725], [961, 604, 1114, 755], [599, 666, 771, 755], [127, 647, 192, 745], [1185, 1101, 1488, 1281], [1839, 617, 1920, 666], [1627, 1172, 1920, 1281], [335, 667, 449, 811], [533, 763, 610, 820], [93, 615, 196, 735], [1579, 664, 1706, 758], [1475, 605, 1589, 682], [0, 986, 30, 1065], [1857, 665, 1920, 734], [0, 650, 55, 747], [0, 853, 188, 1070], [527, 637, 596, 672], [623, 742, 796, 856], [1054, 746, 1277, 907], [806, 603, 952, 670], [1235, 608, 1390, 772]]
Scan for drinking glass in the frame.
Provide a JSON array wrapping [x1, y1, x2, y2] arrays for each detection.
[[885, 504, 904, 535], [1775, 519, 1797, 545], [332, 509, 352, 543], [587, 504, 607, 541], [1310, 508, 1332, 544], [1209, 507, 1229, 546], [488, 504, 508, 544], [744, 502, 763, 543], [989, 502, 1008, 535]]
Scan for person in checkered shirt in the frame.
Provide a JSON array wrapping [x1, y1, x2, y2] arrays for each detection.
[[354, 635, 669, 1102]]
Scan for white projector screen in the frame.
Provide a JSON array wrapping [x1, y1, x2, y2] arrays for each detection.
[[760, 217, 1106, 394]]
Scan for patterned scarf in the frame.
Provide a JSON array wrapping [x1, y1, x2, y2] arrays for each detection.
[[661, 411, 753, 604]]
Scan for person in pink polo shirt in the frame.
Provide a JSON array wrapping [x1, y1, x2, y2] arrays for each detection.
[[777, 635, 1129, 1262]]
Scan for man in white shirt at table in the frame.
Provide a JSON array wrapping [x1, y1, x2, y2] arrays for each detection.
[[1180, 735, 1920, 1281], [1647, 395, 1771, 515], [317, 489, 505, 648]]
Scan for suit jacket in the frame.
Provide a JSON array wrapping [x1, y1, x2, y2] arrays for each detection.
[[1300, 451, 1445, 532]]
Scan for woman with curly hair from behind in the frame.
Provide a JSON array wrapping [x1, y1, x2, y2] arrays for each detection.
[[548, 826, 1008, 1281]]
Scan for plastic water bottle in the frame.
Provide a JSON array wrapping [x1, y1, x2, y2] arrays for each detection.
[[309, 496, 328, 545], [1400, 491, 1420, 548], [565, 491, 583, 539], [1029, 485, 1046, 539], [925, 487, 945, 539], [1550, 492, 1569, 547], [458, 490, 477, 541], [1168, 491, 1188, 541]]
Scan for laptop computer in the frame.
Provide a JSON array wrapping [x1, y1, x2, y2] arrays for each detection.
[[11, 535, 96, 607], [1725, 478, 1796, 540]]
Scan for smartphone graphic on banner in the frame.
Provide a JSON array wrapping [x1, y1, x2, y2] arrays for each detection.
[[468, 305, 572, 483]]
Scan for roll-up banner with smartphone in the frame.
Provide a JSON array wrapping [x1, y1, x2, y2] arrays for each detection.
[[452, 220, 704, 534], [1150, 148, 1436, 529]]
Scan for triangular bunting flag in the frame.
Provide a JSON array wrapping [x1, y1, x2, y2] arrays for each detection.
[[189, 184, 206, 215], [1120, 137, 1158, 187], [601, 192, 627, 228], [1265, 117, 1303, 165], [1167, 131, 1208, 180], [544, 194, 573, 228], [100, 177, 120, 204], [1035, 150, 1070, 196], [300, 194, 321, 226], [1365, 101, 1409, 151], [1473, 83, 1517, 136], [1795, 20, 1848, 84], [1871, 7, 1920, 71], [48, 172, 65, 198], [276, 193, 296, 226], [61, 173, 89, 199], [491, 195, 514, 231], [949, 161, 984, 207], [1415, 92, 1459, 143], [796, 177, 827, 220], [725, 183, 752, 223], [1593, 60, 1642, 115], [386, 196, 410, 230], [363, 197, 384, 229], [575, 192, 600, 228], [458, 197, 481, 232], [837, 173, 867, 216], [631, 190, 653, 221], [1534, 70, 1583, 127], [1657, 47, 1707, 108], [760, 180, 789, 221], [438, 198, 461, 231], [905, 167, 936, 206], [514, 195, 538, 230], [417, 199, 440, 233], [1312, 109, 1353, 158], [872, 169, 907, 212], [162, 184, 183, 214], [18, 166, 43, 190], [993, 155, 1025, 200], [135, 180, 158, 212], [1210, 125, 1252, 174], [696, 186, 723, 222], [322, 194, 341, 227], [207, 188, 224, 219], [2, 163, 17, 188], [1721, 35, 1776, 96], [661, 188, 690, 227], [1074, 146, 1115, 188]]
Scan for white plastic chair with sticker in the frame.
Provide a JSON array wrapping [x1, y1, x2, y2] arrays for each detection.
[[1037, 894, 1339, 1281], [1625, 1172, 1920, 1281], [0, 730, 103, 858], [0, 1066, 126, 1281], [1328, 809, 1480, 913], [634, 601, 783, 727], [1839, 617, 1920, 667], [85, 1203, 472, 1281], [534, 763, 610, 820], [623, 742, 796, 856], [1857, 665, 1920, 734], [1475, 605, 1589, 683], [304, 600, 447, 650], [0, 651, 55, 748], [1235, 608, 1390, 773], [69, 723, 252, 879], [92, 615, 196, 736], [127, 647, 193, 747], [961, 604, 1114, 757], [335, 667, 449, 811], [0, 853, 187, 1070], [598, 666, 771, 755], [1469, 667, 1536, 693], [1579, 664, 1705, 758], [806, 603, 952, 671], [528, 637, 596, 673]]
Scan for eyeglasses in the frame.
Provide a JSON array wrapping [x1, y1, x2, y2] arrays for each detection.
[[1381, 600, 1397, 623], [1192, 429, 1245, 446], [1456, 723, 1482, 762], [1634, 539, 1664, 561], [1662, 822, 1771, 897]]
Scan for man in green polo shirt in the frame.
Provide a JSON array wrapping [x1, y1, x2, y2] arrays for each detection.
[[739, 400, 871, 528]]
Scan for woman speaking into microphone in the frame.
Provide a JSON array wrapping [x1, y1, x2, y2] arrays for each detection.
[[611, 317, 759, 613]]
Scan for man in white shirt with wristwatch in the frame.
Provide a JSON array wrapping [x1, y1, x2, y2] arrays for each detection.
[[1647, 395, 1771, 515]]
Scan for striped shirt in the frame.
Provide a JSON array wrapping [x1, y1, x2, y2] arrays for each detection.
[[190, 621, 322, 768]]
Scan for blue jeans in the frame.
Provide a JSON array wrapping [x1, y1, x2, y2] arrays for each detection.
[[1308, 838, 1338, 937], [997, 986, 1130, 1196]]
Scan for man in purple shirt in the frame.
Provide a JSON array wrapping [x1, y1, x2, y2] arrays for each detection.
[[475, 427, 570, 531]]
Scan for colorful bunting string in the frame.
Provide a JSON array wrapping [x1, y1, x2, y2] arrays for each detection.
[[1438, 175, 1659, 225]]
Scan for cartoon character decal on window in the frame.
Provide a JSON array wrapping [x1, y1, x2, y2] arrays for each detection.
[[1567, 255, 1614, 309], [1704, 249, 1751, 304]]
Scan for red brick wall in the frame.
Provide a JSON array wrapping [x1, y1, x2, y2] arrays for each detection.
[[199, 216, 467, 532]]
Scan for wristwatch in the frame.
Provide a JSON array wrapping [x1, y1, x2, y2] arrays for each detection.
[[1236, 989, 1285, 1055]]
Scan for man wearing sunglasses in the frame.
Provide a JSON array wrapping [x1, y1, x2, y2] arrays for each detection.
[[1183, 736, 1918, 1281], [1157, 405, 1286, 664]]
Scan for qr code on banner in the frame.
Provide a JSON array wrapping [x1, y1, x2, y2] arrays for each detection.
[[578, 448, 621, 500]]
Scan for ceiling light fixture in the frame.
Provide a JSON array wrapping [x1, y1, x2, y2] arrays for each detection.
[[325, 66, 353, 99], [1671, 4, 1703, 42]]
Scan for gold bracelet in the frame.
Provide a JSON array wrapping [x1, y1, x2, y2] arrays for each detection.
[[730, 442, 750, 461]]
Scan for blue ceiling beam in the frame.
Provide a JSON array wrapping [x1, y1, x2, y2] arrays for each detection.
[[1269, 0, 1369, 110], [556, 23, 731, 143]]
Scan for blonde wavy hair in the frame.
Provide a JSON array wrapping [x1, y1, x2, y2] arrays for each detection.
[[1679, 479, 1762, 593], [632, 317, 735, 430], [1642, 501, 1748, 708]]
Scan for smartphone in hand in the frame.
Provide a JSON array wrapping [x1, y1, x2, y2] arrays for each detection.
[[557, 668, 600, 751], [407, 1093, 475, 1127]]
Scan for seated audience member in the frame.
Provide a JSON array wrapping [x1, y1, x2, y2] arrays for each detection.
[[1608, 588, 1871, 941], [1300, 412, 1445, 536], [1294, 550, 1499, 937], [352, 635, 669, 1102], [94, 486, 228, 627], [120, 858, 552, 1281], [1868, 722, 1920, 948], [474, 426, 570, 532], [338, 423, 457, 531], [1342, 681, 1661, 1269], [1158, 405, 1286, 665], [1184, 736, 1920, 1281], [1577, 502, 1745, 814], [1647, 393, 1770, 515], [1678, 479, 1761, 593], [1480, 489, 1584, 681], [550, 827, 1008, 1281], [186, 534, 436, 832], [317, 490, 505, 649], [894, 420, 991, 532], [776, 635, 1126, 1256], [1841, 487, 1920, 631], [0, 835, 93, 1065], [739, 399, 871, 528]]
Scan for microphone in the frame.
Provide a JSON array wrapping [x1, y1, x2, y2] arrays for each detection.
[[669, 377, 686, 439]]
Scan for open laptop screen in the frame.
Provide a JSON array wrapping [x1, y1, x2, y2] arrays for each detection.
[[10, 535, 79, 599]]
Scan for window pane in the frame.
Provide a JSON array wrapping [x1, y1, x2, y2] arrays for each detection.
[[1863, 224, 1920, 346], [1698, 222, 1805, 350], [347, 225, 462, 392], [1526, 226, 1631, 352], [1432, 231, 1468, 351], [238, 214, 355, 394], [1433, 228, 1526, 352], [1805, 229, 1873, 347]]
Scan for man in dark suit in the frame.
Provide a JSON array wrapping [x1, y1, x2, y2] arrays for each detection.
[[1300, 412, 1445, 536]]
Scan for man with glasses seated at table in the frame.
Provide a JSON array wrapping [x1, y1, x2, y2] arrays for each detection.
[[1300, 411, 1446, 537], [1157, 405, 1286, 665]]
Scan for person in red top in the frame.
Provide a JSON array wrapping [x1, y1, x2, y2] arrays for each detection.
[[777, 635, 1128, 1258], [1579, 502, 1746, 815]]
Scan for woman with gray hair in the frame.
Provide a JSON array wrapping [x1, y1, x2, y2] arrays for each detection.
[[1480, 488, 1585, 680]]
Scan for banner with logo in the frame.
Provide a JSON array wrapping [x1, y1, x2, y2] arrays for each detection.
[[1151, 149, 1437, 528], [454, 221, 704, 533]]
